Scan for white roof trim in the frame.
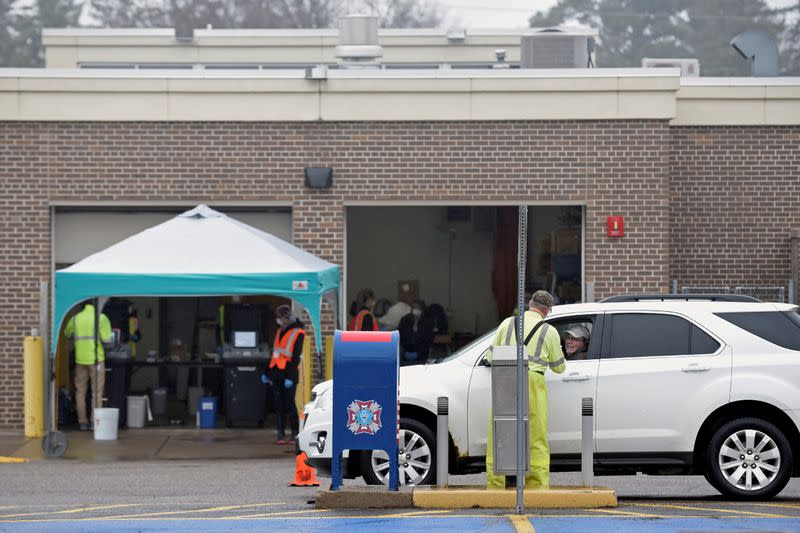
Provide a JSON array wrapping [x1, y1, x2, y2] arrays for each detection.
[[43, 28, 176, 37], [681, 77, 800, 87], [44, 26, 597, 39], [0, 66, 679, 80]]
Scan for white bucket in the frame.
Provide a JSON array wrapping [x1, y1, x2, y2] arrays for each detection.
[[126, 395, 152, 428], [93, 408, 119, 440]]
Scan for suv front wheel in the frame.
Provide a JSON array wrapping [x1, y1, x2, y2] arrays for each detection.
[[361, 418, 436, 486], [705, 417, 793, 499]]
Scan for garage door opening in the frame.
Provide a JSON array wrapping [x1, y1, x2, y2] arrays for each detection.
[[346, 205, 583, 362]]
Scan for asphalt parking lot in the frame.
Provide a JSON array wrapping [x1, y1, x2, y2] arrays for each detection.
[[3, 501, 800, 532], [2, 458, 800, 532]]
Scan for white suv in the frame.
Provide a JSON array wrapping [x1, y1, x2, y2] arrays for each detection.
[[299, 296, 800, 499]]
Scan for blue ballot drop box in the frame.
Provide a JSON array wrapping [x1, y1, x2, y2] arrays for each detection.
[[331, 330, 400, 491]]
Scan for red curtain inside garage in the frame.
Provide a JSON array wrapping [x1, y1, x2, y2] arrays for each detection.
[[492, 207, 519, 319]]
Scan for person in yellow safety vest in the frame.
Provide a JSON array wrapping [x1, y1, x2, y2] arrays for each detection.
[[348, 288, 378, 331], [64, 300, 113, 431], [262, 305, 305, 445], [485, 290, 566, 490]]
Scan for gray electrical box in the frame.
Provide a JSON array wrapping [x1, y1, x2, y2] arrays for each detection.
[[491, 344, 529, 475]]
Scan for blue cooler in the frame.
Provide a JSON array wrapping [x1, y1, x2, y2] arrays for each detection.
[[198, 397, 217, 429]]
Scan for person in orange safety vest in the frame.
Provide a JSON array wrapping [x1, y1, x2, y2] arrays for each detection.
[[348, 288, 378, 331], [262, 304, 305, 445]]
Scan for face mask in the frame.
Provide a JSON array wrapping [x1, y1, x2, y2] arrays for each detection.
[[412, 309, 422, 317]]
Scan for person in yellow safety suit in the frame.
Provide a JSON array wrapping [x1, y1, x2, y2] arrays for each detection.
[[486, 290, 566, 490], [64, 300, 113, 431]]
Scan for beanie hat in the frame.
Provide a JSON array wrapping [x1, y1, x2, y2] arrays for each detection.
[[276, 305, 292, 321]]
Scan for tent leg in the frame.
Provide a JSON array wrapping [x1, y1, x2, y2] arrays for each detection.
[[42, 281, 67, 458]]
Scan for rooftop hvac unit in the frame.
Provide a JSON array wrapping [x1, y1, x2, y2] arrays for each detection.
[[641, 58, 700, 77], [520, 29, 596, 68], [336, 14, 383, 66]]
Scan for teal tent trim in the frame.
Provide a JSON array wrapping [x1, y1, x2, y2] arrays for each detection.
[[52, 266, 340, 355]]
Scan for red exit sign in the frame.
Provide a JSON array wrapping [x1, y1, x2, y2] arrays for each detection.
[[607, 216, 624, 237]]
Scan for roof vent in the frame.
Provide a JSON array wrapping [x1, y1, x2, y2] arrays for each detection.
[[731, 30, 779, 77], [336, 14, 383, 67], [492, 49, 510, 69], [520, 28, 596, 68], [446, 27, 467, 42], [642, 58, 700, 77]]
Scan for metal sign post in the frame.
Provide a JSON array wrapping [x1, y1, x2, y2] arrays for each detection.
[[41, 281, 67, 457], [516, 205, 528, 514]]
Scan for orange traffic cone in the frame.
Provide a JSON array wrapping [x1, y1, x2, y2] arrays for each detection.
[[289, 452, 320, 487]]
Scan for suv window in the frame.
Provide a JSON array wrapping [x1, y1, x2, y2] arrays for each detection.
[[715, 311, 800, 351], [607, 313, 720, 358], [550, 315, 598, 361]]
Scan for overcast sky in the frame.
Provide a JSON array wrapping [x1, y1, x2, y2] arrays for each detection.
[[437, 0, 798, 29]]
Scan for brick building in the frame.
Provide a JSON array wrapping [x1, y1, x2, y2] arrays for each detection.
[[0, 28, 798, 429]]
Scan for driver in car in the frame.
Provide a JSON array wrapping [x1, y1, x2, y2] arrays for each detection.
[[564, 325, 590, 360]]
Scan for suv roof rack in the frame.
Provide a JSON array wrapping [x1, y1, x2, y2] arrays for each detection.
[[598, 294, 762, 303]]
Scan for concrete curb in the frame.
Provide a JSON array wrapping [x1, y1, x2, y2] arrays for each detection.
[[412, 485, 617, 509], [316, 485, 617, 509], [316, 487, 414, 509]]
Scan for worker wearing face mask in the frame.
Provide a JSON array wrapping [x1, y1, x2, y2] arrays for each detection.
[[262, 304, 305, 445], [398, 300, 435, 364]]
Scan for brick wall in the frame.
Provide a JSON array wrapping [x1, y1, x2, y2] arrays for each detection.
[[0, 123, 52, 429], [669, 126, 800, 293], [0, 119, 670, 428]]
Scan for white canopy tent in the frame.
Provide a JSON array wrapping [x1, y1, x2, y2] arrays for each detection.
[[52, 204, 340, 354]]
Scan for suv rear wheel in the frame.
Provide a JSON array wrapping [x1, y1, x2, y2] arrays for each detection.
[[361, 418, 436, 486], [705, 417, 793, 499]]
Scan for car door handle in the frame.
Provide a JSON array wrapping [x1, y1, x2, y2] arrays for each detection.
[[562, 372, 591, 382], [681, 363, 711, 373]]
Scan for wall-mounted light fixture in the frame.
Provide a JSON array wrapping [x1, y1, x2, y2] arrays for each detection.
[[304, 167, 333, 189]]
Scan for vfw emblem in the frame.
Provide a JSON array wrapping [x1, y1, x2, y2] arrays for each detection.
[[347, 399, 383, 435]]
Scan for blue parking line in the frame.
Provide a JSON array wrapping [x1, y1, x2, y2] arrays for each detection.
[[533, 517, 800, 532], [0, 517, 515, 533], [6, 517, 800, 533]]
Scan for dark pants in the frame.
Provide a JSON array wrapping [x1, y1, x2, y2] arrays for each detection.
[[273, 381, 298, 438]]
